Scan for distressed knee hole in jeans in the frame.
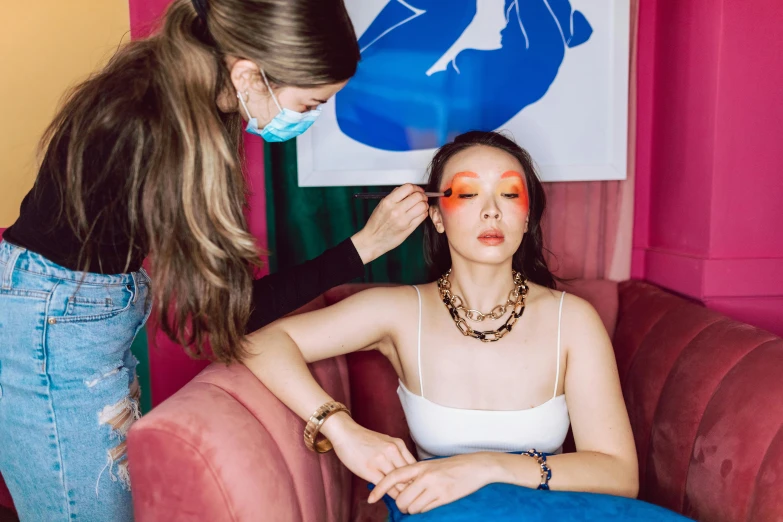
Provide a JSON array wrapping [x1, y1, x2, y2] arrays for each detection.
[[95, 376, 141, 495], [85, 368, 121, 388]]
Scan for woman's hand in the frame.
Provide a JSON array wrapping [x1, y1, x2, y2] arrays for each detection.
[[351, 184, 429, 264], [367, 453, 496, 514], [323, 412, 417, 492]]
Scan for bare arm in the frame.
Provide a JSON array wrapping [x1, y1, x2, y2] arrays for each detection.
[[482, 295, 639, 497], [242, 286, 409, 415], [242, 286, 418, 489]]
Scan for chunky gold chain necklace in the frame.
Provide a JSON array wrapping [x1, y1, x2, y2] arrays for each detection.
[[437, 269, 529, 343]]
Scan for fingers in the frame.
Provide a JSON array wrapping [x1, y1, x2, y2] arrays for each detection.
[[387, 451, 407, 471], [382, 438, 414, 469], [387, 183, 424, 204], [419, 497, 442, 514], [387, 186, 429, 234], [402, 189, 429, 213], [368, 465, 420, 503], [394, 478, 428, 514], [391, 441, 417, 497], [367, 469, 385, 489], [385, 184, 428, 224], [371, 444, 399, 484], [373, 184, 427, 230], [407, 203, 430, 228], [384, 449, 410, 498], [377, 465, 404, 499], [377, 460, 395, 478], [400, 194, 430, 215], [407, 492, 439, 515], [380, 440, 415, 498], [394, 439, 417, 466]]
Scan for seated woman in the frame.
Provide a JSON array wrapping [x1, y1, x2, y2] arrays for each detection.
[[242, 131, 680, 519]]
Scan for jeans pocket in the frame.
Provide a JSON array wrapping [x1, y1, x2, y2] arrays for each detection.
[[52, 283, 135, 323]]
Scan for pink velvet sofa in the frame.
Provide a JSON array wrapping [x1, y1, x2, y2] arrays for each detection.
[[126, 280, 783, 522]]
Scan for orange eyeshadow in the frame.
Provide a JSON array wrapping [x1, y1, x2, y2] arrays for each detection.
[[441, 171, 479, 212], [498, 171, 529, 211]]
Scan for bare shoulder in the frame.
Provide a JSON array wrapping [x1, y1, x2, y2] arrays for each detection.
[[523, 282, 569, 317], [379, 284, 423, 308], [524, 282, 563, 306], [345, 284, 419, 305], [558, 291, 612, 358], [561, 292, 607, 335], [412, 281, 439, 297], [525, 283, 609, 344], [347, 284, 422, 324], [347, 285, 422, 365]]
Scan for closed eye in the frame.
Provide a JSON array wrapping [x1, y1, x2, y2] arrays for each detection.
[[502, 193, 520, 199], [458, 194, 477, 199]]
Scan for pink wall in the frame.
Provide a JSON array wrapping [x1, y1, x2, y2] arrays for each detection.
[[633, 0, 783, 337], [128, 0, 269, 405]]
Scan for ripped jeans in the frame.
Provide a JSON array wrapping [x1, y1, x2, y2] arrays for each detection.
[[0, 240, 152, 521]]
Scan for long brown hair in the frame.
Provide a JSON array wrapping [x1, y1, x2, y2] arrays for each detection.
[[38, 0, 360, 362], [423, 131, 557, 289]]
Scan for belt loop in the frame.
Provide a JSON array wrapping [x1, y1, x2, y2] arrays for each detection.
[[130, 272, 138, 304], [1, 245, 24, 291], [138, 266, 151, 285]]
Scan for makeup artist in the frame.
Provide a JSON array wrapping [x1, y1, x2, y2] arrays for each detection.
[[0, 1, 427, 520]]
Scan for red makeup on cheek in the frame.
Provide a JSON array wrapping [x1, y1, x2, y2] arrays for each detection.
[[500, 171, 529, 211], [440, 171, 479, 213]]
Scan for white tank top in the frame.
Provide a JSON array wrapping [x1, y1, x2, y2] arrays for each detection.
[[397, 287, 571, 460]]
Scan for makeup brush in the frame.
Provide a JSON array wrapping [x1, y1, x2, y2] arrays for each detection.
[[353, 188, 452, 200]]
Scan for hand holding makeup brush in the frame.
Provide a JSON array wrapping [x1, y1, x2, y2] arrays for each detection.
[[353, 188, 452, 199], [351, 184, 430, 264]]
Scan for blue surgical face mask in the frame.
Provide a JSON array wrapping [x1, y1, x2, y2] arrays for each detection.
[[237, 70, 322, 142]]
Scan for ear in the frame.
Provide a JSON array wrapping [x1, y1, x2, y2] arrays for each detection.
[[229, 59, 266, 97], [429, 205, 446, 234], [524, 215, 529, 234]]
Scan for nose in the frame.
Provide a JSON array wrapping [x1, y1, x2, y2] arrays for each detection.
[[482, 198, 501, 220]]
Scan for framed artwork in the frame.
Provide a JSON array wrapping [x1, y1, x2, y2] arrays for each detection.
[[297, 0, 630, 186]]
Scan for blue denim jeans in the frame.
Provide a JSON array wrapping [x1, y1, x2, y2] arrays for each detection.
[[0, 240, 152, 521]]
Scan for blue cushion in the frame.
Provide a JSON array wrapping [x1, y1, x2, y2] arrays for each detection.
[[371, 481, 692, 521]]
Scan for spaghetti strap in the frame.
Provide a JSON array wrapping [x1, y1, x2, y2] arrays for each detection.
[[412, 286, 424, 398], [553, 292, 565, 399]]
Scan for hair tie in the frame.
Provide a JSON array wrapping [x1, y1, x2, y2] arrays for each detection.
[[191, 0, 209, 24]]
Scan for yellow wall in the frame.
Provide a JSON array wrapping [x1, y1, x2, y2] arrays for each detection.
[[0, 2, 131, 227]]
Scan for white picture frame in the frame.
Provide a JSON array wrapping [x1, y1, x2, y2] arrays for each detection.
[[297, 0, 630, 186]]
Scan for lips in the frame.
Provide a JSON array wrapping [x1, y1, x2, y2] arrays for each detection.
[[478, 228, 505, 245]]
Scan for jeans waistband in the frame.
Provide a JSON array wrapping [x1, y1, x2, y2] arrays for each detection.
[[0, 240, 150, 287]]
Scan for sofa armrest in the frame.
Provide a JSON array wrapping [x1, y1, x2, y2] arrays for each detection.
[[128, 359, 352, 522], [615, 280, 783, 521]]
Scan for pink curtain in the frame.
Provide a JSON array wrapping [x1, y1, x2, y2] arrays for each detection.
[[542, 0, 638, 282]]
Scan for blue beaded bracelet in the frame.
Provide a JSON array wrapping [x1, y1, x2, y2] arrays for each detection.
[[522, 449, 552, 490]]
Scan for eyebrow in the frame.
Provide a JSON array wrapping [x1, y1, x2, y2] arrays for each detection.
[[450, 171, 479, 181]]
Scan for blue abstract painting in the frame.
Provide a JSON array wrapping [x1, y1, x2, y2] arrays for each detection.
[[335, 0, 594, 152]]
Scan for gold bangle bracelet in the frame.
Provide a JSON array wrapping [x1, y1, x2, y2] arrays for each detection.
[[303, 401, 350, 453]]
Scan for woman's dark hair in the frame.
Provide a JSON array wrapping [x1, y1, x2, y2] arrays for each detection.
[[423, 131, 556, 289]]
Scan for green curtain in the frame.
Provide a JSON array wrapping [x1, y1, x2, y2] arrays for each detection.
[[131, 327, 153, 414], [264, 140, 428, 284]]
